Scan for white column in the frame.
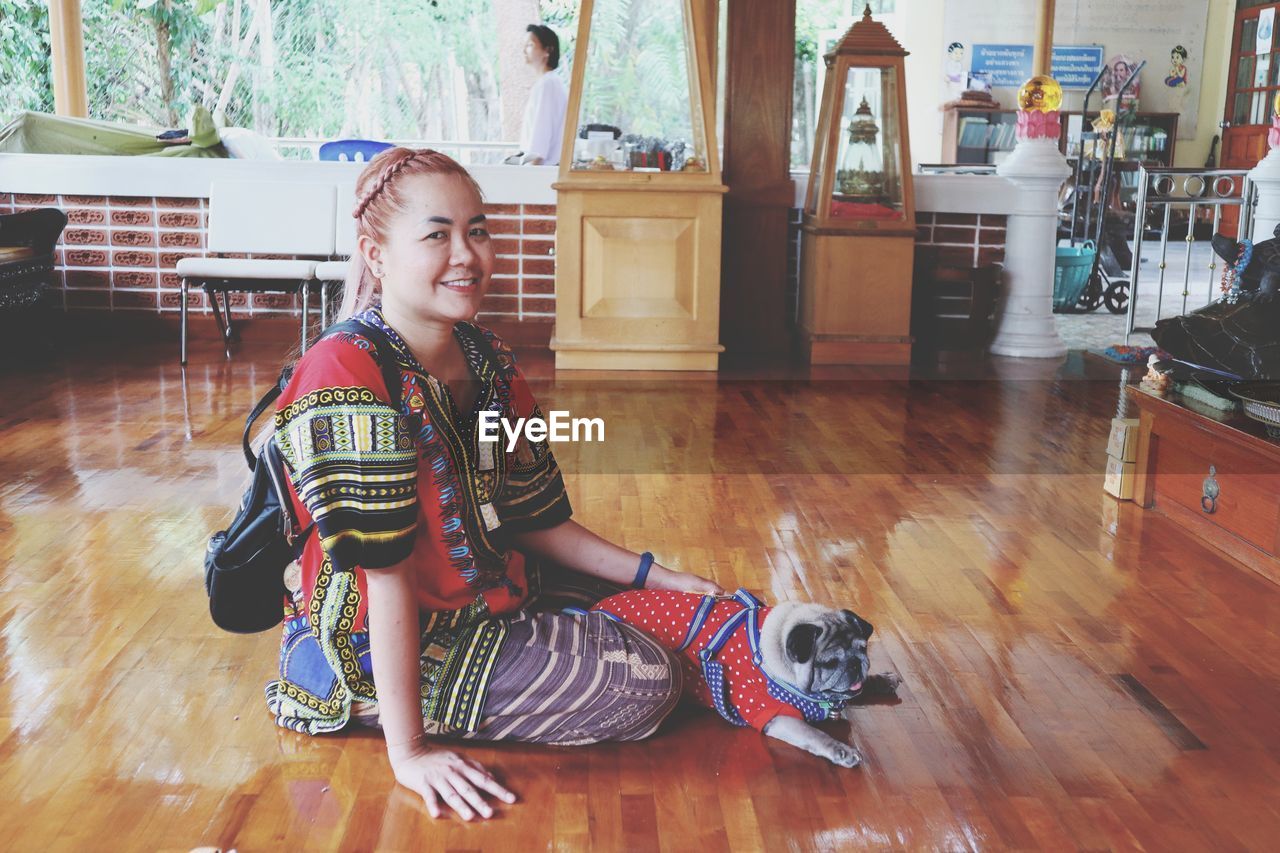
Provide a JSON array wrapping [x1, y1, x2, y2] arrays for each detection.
[[1249, 146, 1280, 242], [990, 136, 1070, 358]]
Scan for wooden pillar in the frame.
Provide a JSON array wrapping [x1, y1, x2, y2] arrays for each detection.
[[1032, 0, 1056, 77], [719, 0, 795, 362], [48, 0, 89, 117]]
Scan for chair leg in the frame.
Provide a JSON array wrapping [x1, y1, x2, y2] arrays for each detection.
[[300, 280, 310, 354], [320, 280, 330, 330], [180, 277, 189, 365], [207, 286, 232, 359], [221, 291, 236, 348]]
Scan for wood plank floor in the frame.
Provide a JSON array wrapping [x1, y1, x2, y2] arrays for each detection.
[[3, 333, 1280, 851]]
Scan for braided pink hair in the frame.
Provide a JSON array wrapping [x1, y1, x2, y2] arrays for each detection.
[[337, 147, 486, 321]]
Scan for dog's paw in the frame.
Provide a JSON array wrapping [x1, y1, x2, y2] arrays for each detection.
[[866, 672, 902, 694], [829, 743, 863, 768]]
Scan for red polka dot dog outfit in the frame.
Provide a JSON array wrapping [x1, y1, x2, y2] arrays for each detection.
[[588, 588, 846, 731]]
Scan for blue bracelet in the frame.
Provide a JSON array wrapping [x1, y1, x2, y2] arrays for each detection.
[[632, 552, 655, 589]]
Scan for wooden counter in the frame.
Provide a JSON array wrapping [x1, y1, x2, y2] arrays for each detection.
[[1128, 384, 1280, 586]]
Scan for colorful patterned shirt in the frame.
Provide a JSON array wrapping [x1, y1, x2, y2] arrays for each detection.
[[265, 308, 572, 734]]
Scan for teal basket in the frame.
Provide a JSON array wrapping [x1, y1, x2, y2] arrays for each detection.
[[1054, 241, 1096, 312]]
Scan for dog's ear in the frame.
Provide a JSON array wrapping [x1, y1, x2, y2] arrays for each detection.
[[786, 623, 821, 664], [842, 609, 874, 640]]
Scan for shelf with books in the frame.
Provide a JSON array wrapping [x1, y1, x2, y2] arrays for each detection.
[[944, 107, 1019, 165], [943, 106, 1178, 167], [1061, 111, 1178, 166]]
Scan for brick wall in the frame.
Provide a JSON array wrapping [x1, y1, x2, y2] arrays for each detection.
[[0, 193, 556, 326], [915, 212, 1007, 267]]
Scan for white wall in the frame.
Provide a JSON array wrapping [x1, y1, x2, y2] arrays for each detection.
[[897, 0, 1234, 169], [901, 0, 947, 167], [1179, 0, 1234, 168]]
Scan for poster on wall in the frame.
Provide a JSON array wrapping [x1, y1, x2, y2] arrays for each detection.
[[1258, 8, 1275, 56], [942, 0, 1209, 138]]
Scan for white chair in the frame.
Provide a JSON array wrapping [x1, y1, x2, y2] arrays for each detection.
[[313, 182, 356, 327], [177, 180, 336, 364]]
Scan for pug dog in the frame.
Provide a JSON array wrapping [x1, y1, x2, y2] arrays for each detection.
[[759, 600, 901, 766], [589, 589, 901, 767]]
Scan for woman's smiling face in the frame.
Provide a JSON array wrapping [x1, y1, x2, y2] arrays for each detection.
[[363, 172, 495, 328]]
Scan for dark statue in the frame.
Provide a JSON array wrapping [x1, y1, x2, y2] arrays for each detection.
[[1151, 225, 1280, 379]]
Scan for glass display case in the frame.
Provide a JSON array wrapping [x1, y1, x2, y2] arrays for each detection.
[[551, 0, 725, 371], [803, 25, 913, 230], [562, 0, 712, 177], [798, 6, 915, 365], [828, 67, 906, 219]]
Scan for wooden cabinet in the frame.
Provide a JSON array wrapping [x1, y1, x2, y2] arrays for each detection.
[[1128, 385, 1280, 585], [550, 0, 725, 371]]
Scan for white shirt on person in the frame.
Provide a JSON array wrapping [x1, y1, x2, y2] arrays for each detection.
[[520, 71, 568, 166]]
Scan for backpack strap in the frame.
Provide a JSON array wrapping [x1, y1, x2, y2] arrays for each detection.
[[238, 318, 407, 470], [240, 368, 293, 469]]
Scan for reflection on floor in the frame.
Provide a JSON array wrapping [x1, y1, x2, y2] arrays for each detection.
[[2, 333, 1279, 850]]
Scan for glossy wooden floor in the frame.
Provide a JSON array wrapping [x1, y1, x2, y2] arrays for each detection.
[[3, 329, 1280, 852]]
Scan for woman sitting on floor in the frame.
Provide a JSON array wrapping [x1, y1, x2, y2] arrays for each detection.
[[266, 147, 721, 820]]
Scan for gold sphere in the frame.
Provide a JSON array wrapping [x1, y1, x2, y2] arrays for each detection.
[[1017, 75, 1063, 113]]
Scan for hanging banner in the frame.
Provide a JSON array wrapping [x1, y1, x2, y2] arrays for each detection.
[[1259, 7, 1275, 56], [970, 44, 1033, 87]]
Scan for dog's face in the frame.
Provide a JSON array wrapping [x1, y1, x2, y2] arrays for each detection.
[[760, 602, 874, 701]]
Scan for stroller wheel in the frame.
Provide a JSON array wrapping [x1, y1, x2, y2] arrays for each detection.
[[1104, 280, 1130, 314], [1076, 273, 1105, 312]]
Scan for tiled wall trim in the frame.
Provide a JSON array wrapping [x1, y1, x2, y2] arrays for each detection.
[[0, 193, 555, 325]]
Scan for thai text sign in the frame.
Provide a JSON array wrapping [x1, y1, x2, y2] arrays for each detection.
[[1051, 46, 1105, 89], [971, 44, 1033, 87]]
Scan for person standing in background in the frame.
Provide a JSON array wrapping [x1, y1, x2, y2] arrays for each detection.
[[505, 24, 567, 166]]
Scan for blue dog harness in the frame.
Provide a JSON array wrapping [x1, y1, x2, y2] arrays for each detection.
[[573, 588, 847, 727]]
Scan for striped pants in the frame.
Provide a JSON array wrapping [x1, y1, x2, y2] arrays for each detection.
[[456, 608, 682, 745], [354, 565, 683, 745]]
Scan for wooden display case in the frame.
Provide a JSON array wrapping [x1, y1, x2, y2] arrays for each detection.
[[550, 0, 725, 371], [797, 8, 915, 366]]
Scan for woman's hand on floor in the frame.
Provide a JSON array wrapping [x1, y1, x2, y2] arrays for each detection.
[[645, 564, 724, 595], [389, 745, 517, 820]]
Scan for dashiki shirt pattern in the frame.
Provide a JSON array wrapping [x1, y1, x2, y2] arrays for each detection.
[[265, 307, 572, 735]]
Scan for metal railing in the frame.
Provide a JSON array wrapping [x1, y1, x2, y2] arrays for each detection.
[[1125, 166, 1256, 342], [271, 138, 517, 164]]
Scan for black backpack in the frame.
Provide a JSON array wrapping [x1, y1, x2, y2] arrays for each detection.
[[203, 319, 405, 633]]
